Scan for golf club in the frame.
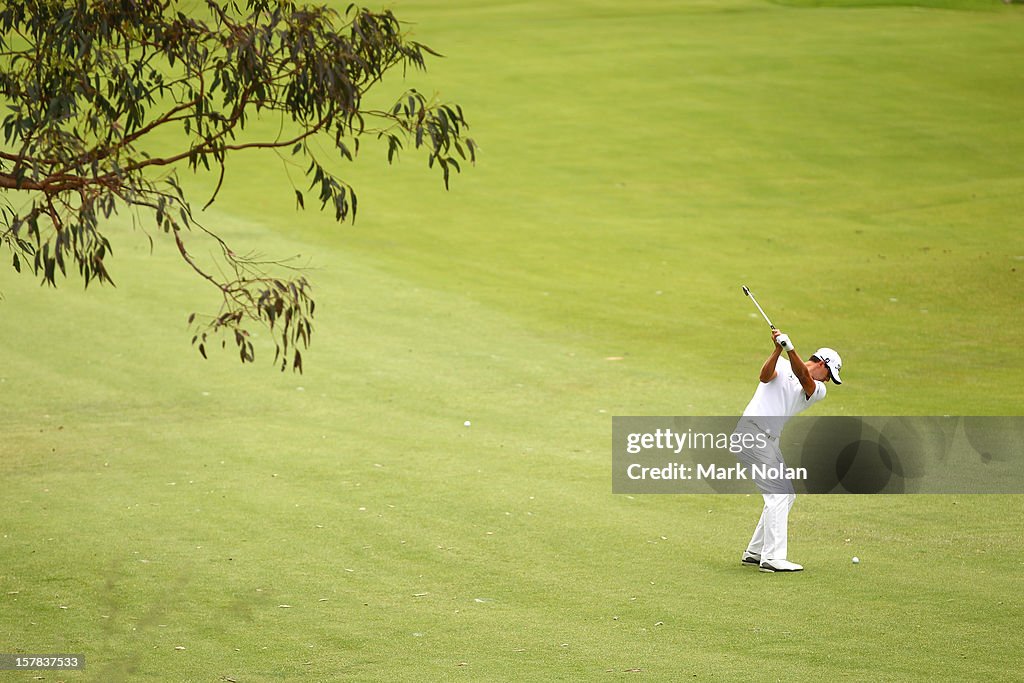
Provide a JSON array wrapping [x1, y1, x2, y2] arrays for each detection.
[[741, 285, 775, 330]]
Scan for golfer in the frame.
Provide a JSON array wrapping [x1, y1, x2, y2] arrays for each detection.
[[734, 329, 843, 573]]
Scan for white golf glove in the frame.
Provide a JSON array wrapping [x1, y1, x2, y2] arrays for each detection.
[[776, 333, 794, 352]]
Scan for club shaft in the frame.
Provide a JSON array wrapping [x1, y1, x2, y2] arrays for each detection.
[[743, 286, 775, 329]]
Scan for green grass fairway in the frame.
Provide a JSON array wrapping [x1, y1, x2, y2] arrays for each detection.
[[2, 0, 1023, 680]]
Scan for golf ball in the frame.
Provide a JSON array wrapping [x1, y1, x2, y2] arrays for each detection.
[[464, 420, 471, 427], [852, 556, 860, 564]]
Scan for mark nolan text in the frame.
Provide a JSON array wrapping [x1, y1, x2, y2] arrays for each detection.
[[626, 462, 808, 481]]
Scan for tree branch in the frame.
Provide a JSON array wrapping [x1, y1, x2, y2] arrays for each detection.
[[0, 0, 474, 371]]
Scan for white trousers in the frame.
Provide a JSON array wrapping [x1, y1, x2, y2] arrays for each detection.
[[733, 420, 797, 560], [747, 493, 796, 560]]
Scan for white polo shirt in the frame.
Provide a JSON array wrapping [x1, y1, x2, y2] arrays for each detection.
[[741, 357, 826, 436]]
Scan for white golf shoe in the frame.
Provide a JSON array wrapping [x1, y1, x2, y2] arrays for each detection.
[[759, 558, 804, 573], [741, 551, 761, 566]]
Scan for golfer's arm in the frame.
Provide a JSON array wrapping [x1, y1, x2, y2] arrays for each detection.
[[759, 348, 782, 383], [787, 350, 816, 397]]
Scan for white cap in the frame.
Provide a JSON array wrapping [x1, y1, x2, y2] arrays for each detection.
[[812, 347, 843, 384]]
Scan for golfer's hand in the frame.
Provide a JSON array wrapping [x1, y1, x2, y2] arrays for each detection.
[[770, 331, 794, 352]]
